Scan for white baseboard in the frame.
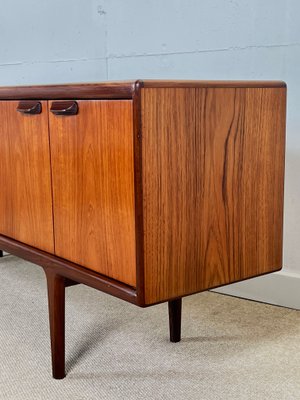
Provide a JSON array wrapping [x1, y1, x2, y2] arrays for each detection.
[[211, 270, 300, 310]]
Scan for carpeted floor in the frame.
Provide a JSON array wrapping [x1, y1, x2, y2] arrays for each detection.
[[0, 254, 299, 400]]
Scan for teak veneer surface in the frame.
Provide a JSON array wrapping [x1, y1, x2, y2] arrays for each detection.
[[49, 100, 136, 287], [0, 101, 54, 253], [141, 87, 286, 304], [0, 80, 286, 99]]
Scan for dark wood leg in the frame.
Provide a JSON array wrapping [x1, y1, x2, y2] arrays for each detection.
[[0, 250, 3, 257], [45, 271, 66, 379], [168, 298, 182, 343]]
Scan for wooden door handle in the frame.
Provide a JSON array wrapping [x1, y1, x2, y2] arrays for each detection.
[[50, 101, 78, 116], [17, 101, 42, 114]]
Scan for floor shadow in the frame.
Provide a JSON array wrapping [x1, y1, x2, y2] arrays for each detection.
[[66, 318, 122, 373]]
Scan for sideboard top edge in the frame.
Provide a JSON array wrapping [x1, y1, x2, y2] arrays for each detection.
[[0, 80, 286, 99], [140, 80, 287, 88], [0, 81, 138, 100]]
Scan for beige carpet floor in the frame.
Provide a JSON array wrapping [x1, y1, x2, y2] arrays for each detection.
[[0, 254, 299, 400]]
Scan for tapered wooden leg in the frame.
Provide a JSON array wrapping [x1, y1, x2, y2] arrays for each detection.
[[168, 298, 182, 343], [45, 271, 66, 379], [0, 250, 3, 257]]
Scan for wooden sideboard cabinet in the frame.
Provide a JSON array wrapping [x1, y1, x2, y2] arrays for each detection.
[[0, 80, 286, 379]]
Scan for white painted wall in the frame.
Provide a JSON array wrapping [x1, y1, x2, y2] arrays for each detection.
[[1, 0, 300, 306]]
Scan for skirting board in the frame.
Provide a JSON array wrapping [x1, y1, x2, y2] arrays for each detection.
[[211, 270, 300, 310]]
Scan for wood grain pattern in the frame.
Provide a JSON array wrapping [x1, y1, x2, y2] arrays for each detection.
[[0, 101, 54, 252], [49, 100, 136, 287], [141, 88, 195, 304], [141, 87, 286, 304], [0, 80, 285, 100], [0, 82, 137, 100]]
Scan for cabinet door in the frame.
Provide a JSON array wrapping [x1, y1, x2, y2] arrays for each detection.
[[49, 100, 136, 287], [0, 101, 54, 252]]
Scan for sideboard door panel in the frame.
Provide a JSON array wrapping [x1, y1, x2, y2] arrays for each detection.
[[0, 101, 54, 252], [49, 100, 136, 287]]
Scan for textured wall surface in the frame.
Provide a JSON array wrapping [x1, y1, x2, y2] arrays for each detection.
[[1, 0, 300, 274]]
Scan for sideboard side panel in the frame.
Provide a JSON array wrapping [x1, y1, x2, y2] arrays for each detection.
[[142, 87, 286, 304], [142, 88, 197, 304]]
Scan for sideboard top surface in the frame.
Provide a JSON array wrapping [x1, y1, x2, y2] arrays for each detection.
[[0, 80, 286, 100]]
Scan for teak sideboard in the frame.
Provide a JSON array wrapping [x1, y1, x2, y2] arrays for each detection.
[[0, 80, 286, 379]]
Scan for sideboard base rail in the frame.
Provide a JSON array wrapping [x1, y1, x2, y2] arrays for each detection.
[[0, 235, 138, 304]]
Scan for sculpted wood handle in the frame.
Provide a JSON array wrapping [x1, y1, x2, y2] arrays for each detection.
[[50, 101, 78, 116], [17, 101, 42, 114]]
